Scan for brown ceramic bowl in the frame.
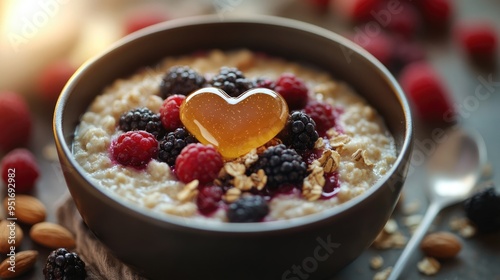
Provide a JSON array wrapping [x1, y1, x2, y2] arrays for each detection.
[[54, 15, 412, 280]]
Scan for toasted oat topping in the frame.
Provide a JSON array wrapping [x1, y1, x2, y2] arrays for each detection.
[[223, 188, 242, 203], [370, 255, 384, 270], [249, 169, 267, 190], [352, 149, 374, 166], [417, 257, 440, 276], [224, 162, 246, 177], [177, 180, 199, 202], [373, 266, 392, 280], [316, 149, 340, 173], [302, 166, 325, 201], [329, 134, 351, 152]]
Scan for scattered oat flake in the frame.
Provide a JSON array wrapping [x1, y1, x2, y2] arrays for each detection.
[[449, 216, 477, 238], [402, 200, 420, 215], [233, 174, 253, 191], [224, 162, 246, 177], [223, 188, 241, 203], [370, 255, 384, 270], [250, 169, 267, 190], [417, 257, 440, 276], [373, 266, 392, 280], [177, 180, 199, 202], [384, 219, 398, 234], [314, 137, 325, 149], [318, 149, 340, 173], [329, 134, 351, 151], [459, 224, 477, 238], [302, 166, 325, 201], [403, 214, 422, 229]]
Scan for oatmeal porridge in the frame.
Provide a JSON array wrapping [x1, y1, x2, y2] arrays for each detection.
[[73, 49, 397, 222]]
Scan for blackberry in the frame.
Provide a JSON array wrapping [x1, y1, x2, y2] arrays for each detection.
[[160, 66, 206, 98], [43, 248, 86, 280], [227, 195, 269, 223], [249, 144, 307, 190], [158, 128, 197, 166], [279, 111, 319, 152], [464, 187, 500, 233], [119, 107, 165, 139], [210, 67, 253, 97]]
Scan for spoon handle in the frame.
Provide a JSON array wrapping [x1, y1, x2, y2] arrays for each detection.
[[387, 202, 442, 280]]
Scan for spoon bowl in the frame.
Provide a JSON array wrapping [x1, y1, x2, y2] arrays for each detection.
[[388, 126, 486, 280]]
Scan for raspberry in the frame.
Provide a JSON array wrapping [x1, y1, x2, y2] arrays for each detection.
[[37, 60, 76, 104], [160, 66, 206, 98], [1, 148, 40, 193], [352, 32, 394, 67], [210, 67, 253, 97], [248, 144, 307, 190], [227, 195, 269, 223], [304, 100, 340, 137], [0, 92, 32, 152], [274, 73, 309, 110], [197, 184, 223, 215], [159, 95, 185, 131], [124, 9, 169, 35], [382, 3, 421, 40], [279, 111, 319, 152], [175, 143, 223, 184], [43, 248, 86, 280], [399, 62, 455, 123], [391, 40, 426, 74], [119, 107, 165, 139], [110, 131, 158, 168], [463, 187, 500, 233], [158, 127, 197, 166], [334, 0, 382, 22], [418, 0, 452, 29], [456, 23, 497, 60]]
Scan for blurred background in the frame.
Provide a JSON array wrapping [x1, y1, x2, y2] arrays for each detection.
[[0, 0, 499, 279]]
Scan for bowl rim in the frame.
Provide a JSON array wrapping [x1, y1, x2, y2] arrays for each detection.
[[54, 14, 412, 234]]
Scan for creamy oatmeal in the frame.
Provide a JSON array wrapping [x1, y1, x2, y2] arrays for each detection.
[[73, 49, 397, 222]]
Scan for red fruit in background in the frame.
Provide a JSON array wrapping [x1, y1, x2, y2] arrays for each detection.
[[37, 60, 76, 104], [0, 92, 32, 152], [456, 23, 497, 58], [383, 3, 421, 39], [392, 40, 426, 73], [351, 32, 394, 67], [196, 185, 223, 215], [274, 73, 309, 110], [399, 62, 455, 123], [110, 131, 158, 168], [1, 148, 40, 193], [334, 0, 382, 22], [124, 9, 169, 35], [418, 0, 452, 29]]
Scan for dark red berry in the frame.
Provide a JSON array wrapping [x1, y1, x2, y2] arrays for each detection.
[[418, 0, 452, 29], [110, 131, 158, 168], [37, 60, 76, 104], [124, 9, 169, 35], [322, 172, 340, 199], [304, 100, 341, 137], [160, 95, 185, 131], [175, 143, 223, 184], [352, 32, 394, 67], [456, 23, 497, 59], [1, 148, 40, 193], [383, 3, 421, 40], [197, 185, 223, 215], [399, 62, 455, 123], [274, 73, 309, 110], [0, 92, 32, 152]]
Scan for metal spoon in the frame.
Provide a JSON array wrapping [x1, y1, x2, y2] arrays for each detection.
[[388, 126, 487, 280]]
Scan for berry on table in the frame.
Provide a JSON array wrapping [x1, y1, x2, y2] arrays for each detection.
[[464, 187, 500, 233], [119, 107, 165, 139], [398, 62, 455, 123], [124, 9, 169, 35], [110, 131, 158, 168], [43, 248, 86, 280], [418, 0, 453, 29], [210, 67, 254, 97], [159, 95, 185, 131], [160, 66, 206, 98], [279, 111, 319, 152], [1, 148, 40, 194], [0, 92, 32, 152], [456, 23, 497, 60], [248, 144, 307, 190], [175, 143, 223, 184], [274, 73, 309, 110], [227, 195, 269, 223], [37, 60, 76, 104], [304, 100, 340, 137], [351, 32, 394, 67], [197, 184, 224, 215], [158, 127, 197, 167]]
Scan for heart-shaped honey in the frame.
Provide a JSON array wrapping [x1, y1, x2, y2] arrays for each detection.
[[180, 87, 289, 159]]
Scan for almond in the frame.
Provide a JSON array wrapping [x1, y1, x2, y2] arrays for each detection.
[[30, 222, 76, 249], [420, 231, 462, 259], [0, 250, 38, 278], [3, 195, 46, 225], [0, 220, 23, 254]]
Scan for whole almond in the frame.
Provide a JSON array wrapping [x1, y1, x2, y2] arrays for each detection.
[[30, 222, 76, 249], [420, 231, 462, 259], [3, 195, 46, 225], [0, 220, 23, 254], [0, 250, 38, 278]]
